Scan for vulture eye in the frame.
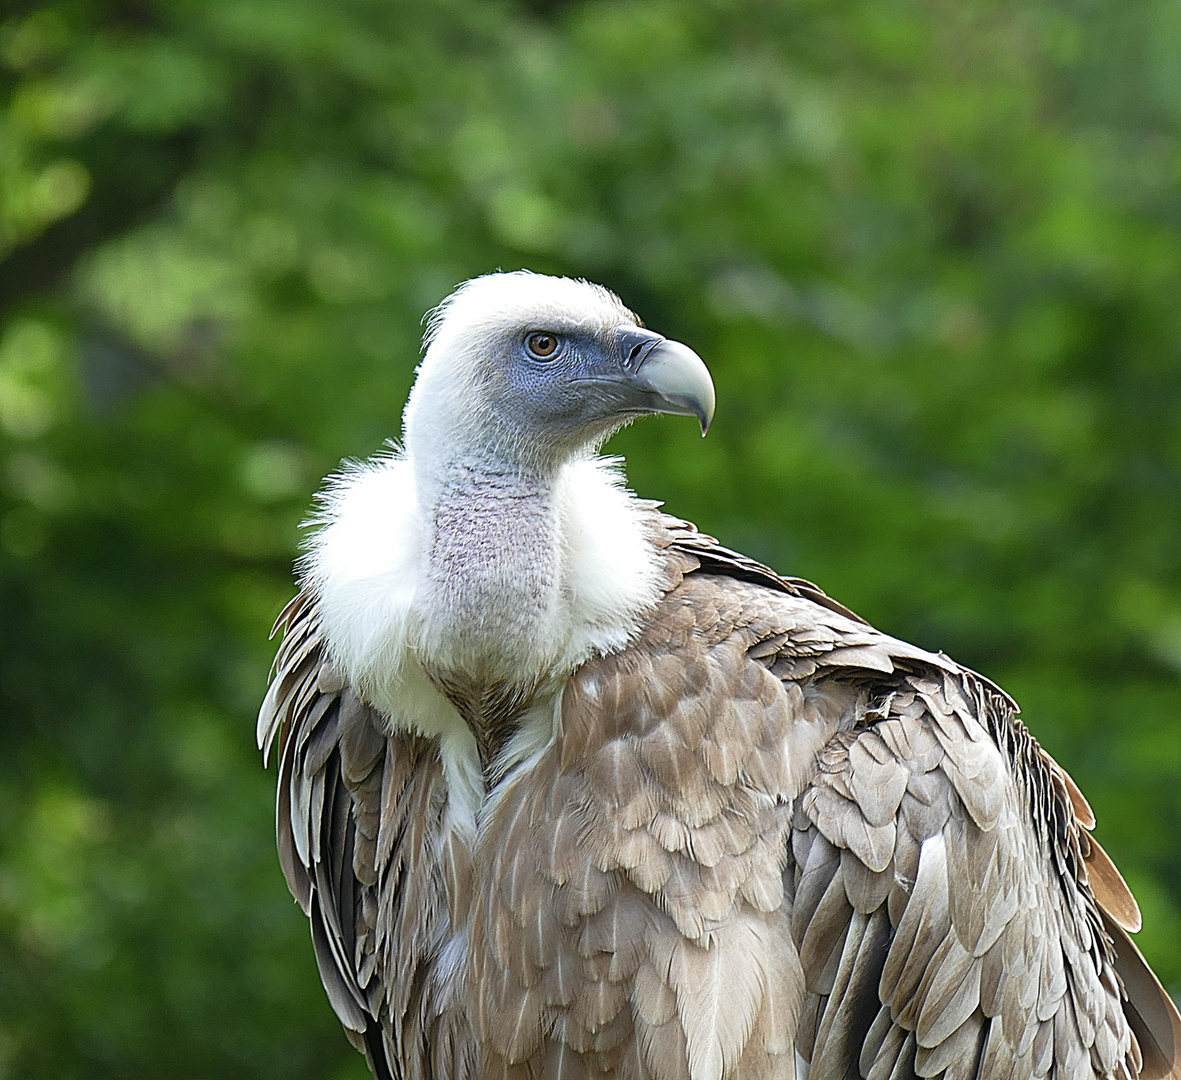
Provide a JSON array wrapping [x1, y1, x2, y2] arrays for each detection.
[[525, 332, 561, 361]]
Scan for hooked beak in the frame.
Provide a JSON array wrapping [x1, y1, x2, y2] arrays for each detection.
[[614, 326, 716, 435]]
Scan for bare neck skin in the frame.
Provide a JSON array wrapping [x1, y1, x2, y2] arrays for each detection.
[[413, 451, 565, 763], [418, 455, 561, 673]]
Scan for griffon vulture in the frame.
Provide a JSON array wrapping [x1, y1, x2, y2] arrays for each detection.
[[259, 271, 1181, 1080]]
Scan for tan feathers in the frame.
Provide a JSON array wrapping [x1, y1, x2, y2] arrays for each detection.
[[261, 513, 1178, 1079]]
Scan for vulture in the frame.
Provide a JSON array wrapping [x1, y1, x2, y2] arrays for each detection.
[[259, 271, 1181, 1080]]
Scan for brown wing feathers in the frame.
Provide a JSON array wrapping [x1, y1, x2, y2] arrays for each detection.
[[788, 671, 1132, 1080], [260, 593, 475, 1080], [663, 524, 1176, 1079]]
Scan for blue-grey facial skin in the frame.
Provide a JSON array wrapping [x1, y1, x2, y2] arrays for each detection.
[[483, 323, 714, 459]]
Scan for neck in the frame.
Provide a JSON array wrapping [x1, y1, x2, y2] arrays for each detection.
[[305, 450, 664, 777], [413, 454, 564, 761]]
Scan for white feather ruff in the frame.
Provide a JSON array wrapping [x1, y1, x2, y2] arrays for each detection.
[[301, 450, 661, 824]]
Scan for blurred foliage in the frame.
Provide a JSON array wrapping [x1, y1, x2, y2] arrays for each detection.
[[2, 0, 1181, 1075]]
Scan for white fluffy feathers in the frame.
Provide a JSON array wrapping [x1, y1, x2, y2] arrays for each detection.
[[302, 452, 661, 730]]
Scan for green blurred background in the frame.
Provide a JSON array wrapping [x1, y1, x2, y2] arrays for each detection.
[[3, 0, 1181, 1075]]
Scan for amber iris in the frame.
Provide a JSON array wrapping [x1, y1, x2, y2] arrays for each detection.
[[525, 332, 559, 359]]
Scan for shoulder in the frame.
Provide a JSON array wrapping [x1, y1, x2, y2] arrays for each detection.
[[633, 513, 968, 690]]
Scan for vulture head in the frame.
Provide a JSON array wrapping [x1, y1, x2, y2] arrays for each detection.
[[307, 270, 718, 768], [402, 271, 715, 478]]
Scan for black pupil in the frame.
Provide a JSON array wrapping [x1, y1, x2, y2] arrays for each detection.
[[531, 334, 556, 356]]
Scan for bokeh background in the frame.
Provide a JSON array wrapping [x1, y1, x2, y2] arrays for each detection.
[[3, 0, 1181, 1076]]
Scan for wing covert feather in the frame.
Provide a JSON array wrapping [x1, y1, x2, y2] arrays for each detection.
[[778, 638, 1170, 1079], [259, 591, 475, 1080]]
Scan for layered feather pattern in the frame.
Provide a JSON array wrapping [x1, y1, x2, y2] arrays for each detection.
[[260, 515, 1180, 1080]]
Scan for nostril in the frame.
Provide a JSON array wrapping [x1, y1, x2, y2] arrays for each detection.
[[618, 328, 666, 371]]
